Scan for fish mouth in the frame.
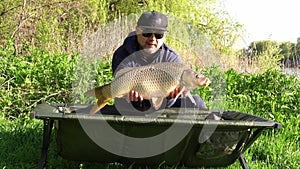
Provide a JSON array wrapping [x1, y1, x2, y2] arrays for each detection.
[[198, 77, 211, 87]]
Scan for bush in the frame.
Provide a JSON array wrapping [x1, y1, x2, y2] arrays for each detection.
[[225, 68, 300, 120], [0, 44, 115, 117], [0, 45, 77, 117]]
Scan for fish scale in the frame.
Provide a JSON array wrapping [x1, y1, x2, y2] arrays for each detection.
[[85, 62, 210, 114], [130, 67, 176, 98]]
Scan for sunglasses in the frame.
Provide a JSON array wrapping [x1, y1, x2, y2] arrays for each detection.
[[141, 32, 164, 39]]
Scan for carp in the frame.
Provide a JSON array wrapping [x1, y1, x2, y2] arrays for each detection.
[[85, 62, 211, 114]]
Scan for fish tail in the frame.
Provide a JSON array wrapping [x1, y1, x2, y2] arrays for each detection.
[[85, 84, 112, 114]]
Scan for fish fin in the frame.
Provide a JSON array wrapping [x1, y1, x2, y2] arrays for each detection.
[[198, 77, 211, 87], [179, 86, 196, 106], [167, 88, 185, 107], [186, 92, 196, 105], [151, 97, 164, 110], [85, 85, 102, 97], [115, 67, 135, 78], [89, 98, 111, 114], [85, 84, 112, 114], [89, 104, 102, 115]]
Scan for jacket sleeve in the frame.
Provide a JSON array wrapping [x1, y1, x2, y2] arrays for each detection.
[[112, 33, 138, 75], [162, 44, 181, 63], [112, 46, 128, 75]]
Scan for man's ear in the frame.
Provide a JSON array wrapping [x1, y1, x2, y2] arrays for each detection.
[[136, 26, 141, 33]]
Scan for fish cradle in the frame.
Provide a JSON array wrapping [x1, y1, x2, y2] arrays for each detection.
[[85, 62, 211, 114]]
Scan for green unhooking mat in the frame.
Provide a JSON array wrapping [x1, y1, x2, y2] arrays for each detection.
[[30, 104, 282, 169]]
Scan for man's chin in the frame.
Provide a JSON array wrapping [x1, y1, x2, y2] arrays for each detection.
[[143, 48, 159, 54]]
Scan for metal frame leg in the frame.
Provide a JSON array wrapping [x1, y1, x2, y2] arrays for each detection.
[[239, 153, 249, 169], [38, 119, 54, 169], [238, 128, 265, 169]]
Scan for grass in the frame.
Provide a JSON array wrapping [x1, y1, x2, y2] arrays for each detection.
[[1, 115, 243, 169], [0, 116, 43, 169], [0, 117, 110, 169]]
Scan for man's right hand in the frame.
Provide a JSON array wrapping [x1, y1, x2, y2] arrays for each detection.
[[126, 90, 144, 102]]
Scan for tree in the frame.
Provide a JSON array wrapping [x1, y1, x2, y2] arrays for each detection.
[[296, 37, 300, 57], [249, 40, 280, 55]]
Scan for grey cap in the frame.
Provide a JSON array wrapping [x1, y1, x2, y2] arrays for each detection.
[[137, 11, 168, 31]]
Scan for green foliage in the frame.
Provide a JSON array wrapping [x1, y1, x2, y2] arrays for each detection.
[[0, 0, 111, 54], [201, 67, 299, 169], [0, 44, 115, 117], [195, 65, 227, 110], [225, 68, 300, 120], [1, 0, 242, 62], [296, 38, 300, 56], [279, 41, 295, 59], [72, 56, 113, 104], [249, 40, 280, 55], [241, 40, 284, 72], [0, 45, 76, 117], [223, 68, 300, 169], [0, 117, 43, 168], [256, 46, 284, 72], [247, 40, 299, 68]]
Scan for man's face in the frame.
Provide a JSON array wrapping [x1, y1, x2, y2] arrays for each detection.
[[136, 27, 166, 54]]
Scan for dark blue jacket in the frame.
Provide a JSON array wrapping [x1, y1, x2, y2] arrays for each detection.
[[112, 31, 180, 75]]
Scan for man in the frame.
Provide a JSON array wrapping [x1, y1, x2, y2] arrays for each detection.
[[112, 11, 206, 112]]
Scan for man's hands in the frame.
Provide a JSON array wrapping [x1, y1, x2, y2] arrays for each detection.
[[126, 87, 182, 102], [126, 90, 144, 102], [168, 87, 181, 98]]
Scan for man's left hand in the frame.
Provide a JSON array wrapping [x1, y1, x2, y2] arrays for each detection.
[[168, 87, 181, 98]]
